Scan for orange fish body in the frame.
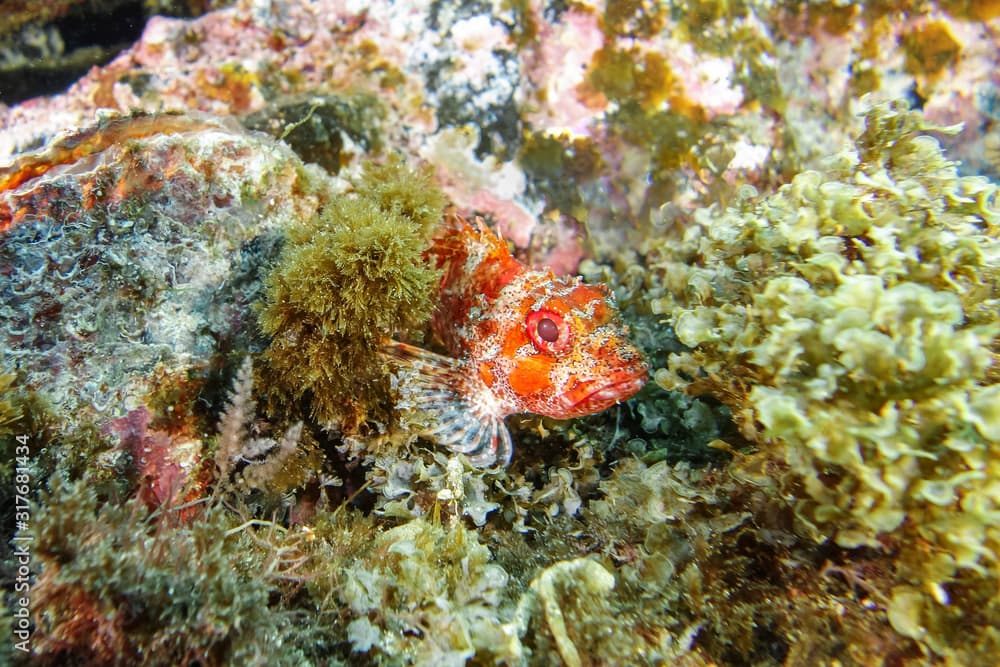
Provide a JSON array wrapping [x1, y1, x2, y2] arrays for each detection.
[[386, 213, 648, 466]]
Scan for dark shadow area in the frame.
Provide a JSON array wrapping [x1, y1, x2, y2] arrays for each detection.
[[0, 1, 216, 105]]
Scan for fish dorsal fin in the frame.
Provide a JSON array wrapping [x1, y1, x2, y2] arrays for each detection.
[[382, 341, 513, 467]]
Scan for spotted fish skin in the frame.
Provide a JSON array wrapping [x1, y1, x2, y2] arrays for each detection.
[[385, 213, 648, 467]]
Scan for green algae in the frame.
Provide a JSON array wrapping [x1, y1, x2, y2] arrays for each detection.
[[26, 466, 624, 665], [257, 156, 445, 428], [0, 369, 23, 440], [900, 19, 963, 79], [310, 514, 514, 665], [647, 101, 1000, 660], [18, 449, 826, 666], [28, 476, 313, 667], [519, 130, 604, 216], [601, 0, 667, 40], [242, 92, 386, 174], [0, 375, 121, 494]]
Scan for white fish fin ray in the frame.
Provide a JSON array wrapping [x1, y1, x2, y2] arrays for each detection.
[[382, 340, 513, 467]]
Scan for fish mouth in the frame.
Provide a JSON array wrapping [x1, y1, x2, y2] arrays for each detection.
[[559, 367, 649, 417]]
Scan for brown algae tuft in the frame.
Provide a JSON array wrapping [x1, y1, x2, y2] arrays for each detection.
[[257, 156, 445, 428]]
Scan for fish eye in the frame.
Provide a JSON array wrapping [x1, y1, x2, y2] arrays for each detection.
[[537, 317, 559, 342], [526, 310, 571, 354]]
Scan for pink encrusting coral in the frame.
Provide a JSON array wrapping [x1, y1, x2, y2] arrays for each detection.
[[521, 7, 607, 133], [104, 407, 205, 513]]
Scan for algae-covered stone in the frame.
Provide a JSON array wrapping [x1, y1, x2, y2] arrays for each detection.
[[29, 476, 310, 666], [0, 113, 326, 428]]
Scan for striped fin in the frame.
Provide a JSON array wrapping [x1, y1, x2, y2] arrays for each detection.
[[382, 341, 512, 467]]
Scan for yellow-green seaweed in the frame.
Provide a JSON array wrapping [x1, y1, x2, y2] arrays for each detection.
[[258, 157, 445, 427], [29, 476, 312, 666], [650, 101, 1000, 659]]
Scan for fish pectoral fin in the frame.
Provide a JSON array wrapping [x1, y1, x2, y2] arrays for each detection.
[[382, 340, 513, 467], [422, 401, 513, 468]]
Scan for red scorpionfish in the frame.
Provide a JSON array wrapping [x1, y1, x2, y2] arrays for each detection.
[[385, 213, 648, 467]]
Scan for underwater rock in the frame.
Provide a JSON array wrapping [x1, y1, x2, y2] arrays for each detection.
[[0, 111, 328, 432], [4, 1, 994, 254]]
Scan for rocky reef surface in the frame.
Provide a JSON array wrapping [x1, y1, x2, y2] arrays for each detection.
[[1, 1, 999, 665]]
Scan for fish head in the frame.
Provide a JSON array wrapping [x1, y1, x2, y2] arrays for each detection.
[[474, 272, 649, 419]]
